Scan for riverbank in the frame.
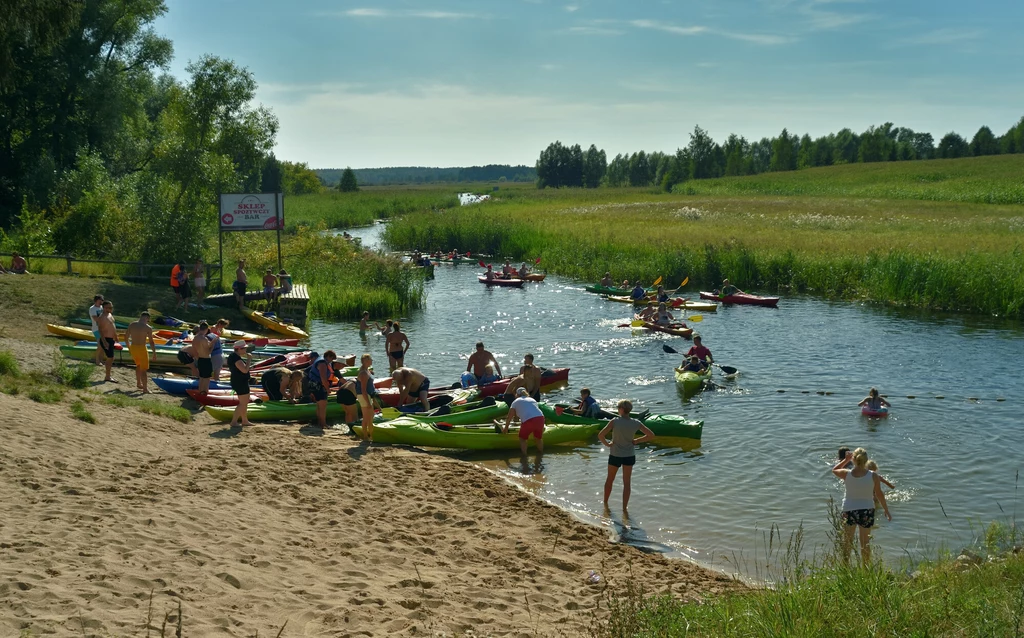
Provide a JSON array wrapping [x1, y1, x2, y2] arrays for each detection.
[[377, 155, 1024, 318], [0, 276, 743, 636]]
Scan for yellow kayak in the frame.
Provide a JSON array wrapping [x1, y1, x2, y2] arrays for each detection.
[[241, 306, 309, 339]]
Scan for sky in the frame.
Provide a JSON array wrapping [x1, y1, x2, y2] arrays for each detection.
[[155, 0, 1024, 168]]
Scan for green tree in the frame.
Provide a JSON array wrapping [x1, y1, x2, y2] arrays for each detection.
[[832, 128, 859, 164], [769, 129, 797, 172], [581, 144, 606, 188], [261, 153, 283, 192], [339, 167, 359, 192], [938, 132, 969, 158], [687, 126, 720, 179], [280, 161, 322, 194], [723, 134, 750, 176], [970, 125, 1000, 156]]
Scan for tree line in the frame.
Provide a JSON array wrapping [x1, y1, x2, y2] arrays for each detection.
[[315, 165, 537, 187], [0, 0, 279, 262], [536, 117, 1024, 190]]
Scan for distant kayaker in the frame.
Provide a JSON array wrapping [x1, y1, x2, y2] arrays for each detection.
[[599, 399, 655, 510], [518, 263, 529, 278], [656, 285, 670, 303], [97, 301, 117, 382], [233, 260, 248, 308], [392, 367, 431, 412], [520, 353, 542, 401], [306, 350, 338, 428], [600, 272, 614, 288], [193, 321, 215, 395], [680, 355, 704, 373], [685, 334, 713, 365], [463, 342, 502, 388], [637, 301, 657, 322], [501, 387, 546, 455], [385, 321, 410, 372], [354, 353, 380, 441], [89, 295, 105, 365], [261, 367, 303, 403], [655, 302, 674, 326], [832, 447, 891, 564], [484, 265, 496, 281], [502, 260, 514, 277], [569, 387, 601, 418], [630, 281, 646, 301], [125, 312, 157, 394], [719, 279, 740, 296], [227, 340, 254, 427], [858, 388, 890, 412]]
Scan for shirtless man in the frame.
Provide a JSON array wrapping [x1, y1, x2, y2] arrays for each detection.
[[385, 321, 410, 372], [520, 353, 542, 401], [193, 321, 215, 395], [125, 312, 157, 393], [97, 301, 118, 382], [233, 260, 248, 308], [464, 341, 502, 387], [600, 272, 614, 288], [358, 311, 372, 336], [392, 367, 431, 412], [262, 268, 278, 301]]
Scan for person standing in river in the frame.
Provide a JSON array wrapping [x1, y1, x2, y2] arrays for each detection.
[[463, 342, 502, 388], [385, 321, 410, 373], [520, 353, 542, 401], [599, 399, 655, 511], [832, 447, 891, 565]]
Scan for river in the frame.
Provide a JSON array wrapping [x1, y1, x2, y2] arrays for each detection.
[[315, 223, 1023, 579]]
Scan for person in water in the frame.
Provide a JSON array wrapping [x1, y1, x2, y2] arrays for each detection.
[[858, 388, 891, 412], [599, 399, 655, 510], [654, 302, 674, 326], [359, 311, 372, 336], [685, 334, 713, 366], [832, 447, 891, 564], [501, 387, 546, 456], [630, 281, 647, 301], [569, 387, 602, 418], [463, 342, 502, 388], [392, 366, 431, 412], [124, 312, 157, 393], [385, 321, 410, 372], [520, 353, 542, 401]]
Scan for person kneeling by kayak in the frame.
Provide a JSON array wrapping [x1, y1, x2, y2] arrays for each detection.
[[502, 387, 545, 455], [261, 367, 303, 403], [393, 367, 431, 412], [305, 350, 338, 428]]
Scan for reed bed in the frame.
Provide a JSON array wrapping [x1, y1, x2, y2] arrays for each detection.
[[382, 183, 1024, 317], [286, 189, 459, 231]]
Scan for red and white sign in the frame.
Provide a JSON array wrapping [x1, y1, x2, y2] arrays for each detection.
[[219, 193, 284, 231]]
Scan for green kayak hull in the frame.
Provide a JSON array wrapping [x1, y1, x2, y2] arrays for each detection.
[[539, 404, 703, 440], [205, 389, 479, 422], [352, 419, 602, 450], [674, 367, 712, 396], [59, 344, 190, 368], [392, 403, 510, 425], [585, 284, 656, 296]]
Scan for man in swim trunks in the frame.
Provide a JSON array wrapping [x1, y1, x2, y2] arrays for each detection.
[[385, 321, 410, 373], [97, 301, 118, 382], [176, 342, 199, 376], [520, 353, 542, 401], [359, 311, 372, 336], [233, 259, 248, 308], [193, 321, 215, 395], [125, 312, 157, 393], [502, 387, 546, 456], [463, 341, 502, 388], [89, 295, 105, 365], [262, 267, 278, 301], [392, 367, 431, 412]]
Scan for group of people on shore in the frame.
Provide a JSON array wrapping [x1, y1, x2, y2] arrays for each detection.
[[227, 260, 293, 309], [0, 252, 29, 274]]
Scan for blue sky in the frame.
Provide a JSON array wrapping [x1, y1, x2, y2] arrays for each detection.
[[156, 0, 1024, 168]]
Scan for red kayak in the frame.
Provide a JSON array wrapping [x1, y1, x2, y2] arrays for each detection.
[[477, 367, 570, 397], [700, 291, 780, 307], [478, 275, 525, 288]]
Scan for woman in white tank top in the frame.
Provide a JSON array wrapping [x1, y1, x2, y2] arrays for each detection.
[[832, 447, 891, 564]]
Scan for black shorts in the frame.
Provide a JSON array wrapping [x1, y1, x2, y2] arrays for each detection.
[[179, 281, 191, 299], [336, 387, 357, 406], [418, 377, 430, 393], [197, 358, 213, 379], [232, 281, 246, 295], [608, 455, 636, 467], [231, 380, 250, 395], [309, 381, 328, 402], [531, 390, 540, 402], [842, 508, 876, 528], [390, 350, 405, 361], [177, 351, 195, 365], [101, 338, 116, 358]]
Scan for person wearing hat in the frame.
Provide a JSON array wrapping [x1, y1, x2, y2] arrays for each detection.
[[501, 387, 546, 455], [227, 340, 254, 427], [685, 334, 713, 368], [719, 279, 740, 296]]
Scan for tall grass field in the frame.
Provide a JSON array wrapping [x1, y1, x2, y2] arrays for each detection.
[[378, 155, 1024, 318]]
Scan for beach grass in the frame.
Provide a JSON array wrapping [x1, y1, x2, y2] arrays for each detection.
[[0, 349, 19, 376], [102, 393, 191, 423], [375, 156, 1024, 318], [51, 354, 95, 389], [70, 400, 96, 423]]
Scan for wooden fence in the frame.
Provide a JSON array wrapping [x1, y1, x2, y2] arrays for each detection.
[[0, 252, 222, 288]]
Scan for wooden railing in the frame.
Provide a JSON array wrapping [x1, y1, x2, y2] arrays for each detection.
[[0, 252, 222, 289]]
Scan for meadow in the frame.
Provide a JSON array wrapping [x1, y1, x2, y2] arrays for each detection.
[[380, 156, 1024, 318]]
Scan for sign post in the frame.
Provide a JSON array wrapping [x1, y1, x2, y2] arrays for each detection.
[[218, 193, 285, 288]]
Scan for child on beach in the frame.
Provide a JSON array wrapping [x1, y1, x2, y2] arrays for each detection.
[[598, 400, 655, 510]]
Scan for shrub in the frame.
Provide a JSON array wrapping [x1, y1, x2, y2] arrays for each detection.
[[0, 349, 19, 376]]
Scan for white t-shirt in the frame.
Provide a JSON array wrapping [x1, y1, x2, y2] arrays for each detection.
[[510, 397, 543, 422], [89, 304, 104, 331]]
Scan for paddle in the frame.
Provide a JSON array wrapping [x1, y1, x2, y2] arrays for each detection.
[[651, 276, 663, 287], [661, 344, 738, 375]]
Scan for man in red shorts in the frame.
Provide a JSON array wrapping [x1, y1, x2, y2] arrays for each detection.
[[501, 387, 545, 455]]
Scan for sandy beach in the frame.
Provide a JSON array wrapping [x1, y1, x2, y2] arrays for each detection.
[[0, 330, 742, 636]]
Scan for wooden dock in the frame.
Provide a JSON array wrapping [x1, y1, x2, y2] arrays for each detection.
[[205, 284, 310, 327]]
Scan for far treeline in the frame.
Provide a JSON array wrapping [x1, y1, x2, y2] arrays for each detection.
[[316, 165, 538, 187], [536, 118, 1024, 190]]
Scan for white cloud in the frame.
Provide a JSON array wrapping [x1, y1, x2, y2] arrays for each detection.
[[900, 27, 984, 46], [340, 8, 485, 20], [629, 19, 792, 45], [566, 25, 623, 35], [565, 4, 580, 12], [630, 19, 706, 37]]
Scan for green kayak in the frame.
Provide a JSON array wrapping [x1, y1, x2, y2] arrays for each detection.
[[585, 284, 656, 296], [393, 402, 510, 425], [539, 404, 703, 440], [59, 344, 190, 368], [351, 418, 601, 450], [674, 367, 712, 397], [205, 389, 478, 422]]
